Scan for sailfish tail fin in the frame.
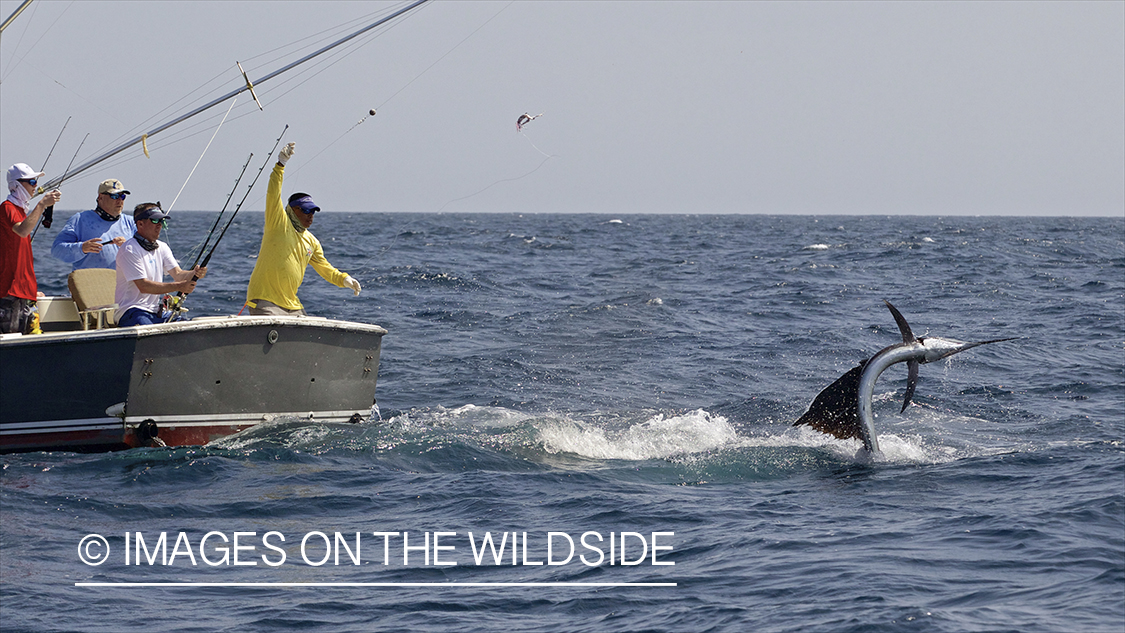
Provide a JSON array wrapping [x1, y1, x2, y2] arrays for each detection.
[[884, 300, 919, 412]]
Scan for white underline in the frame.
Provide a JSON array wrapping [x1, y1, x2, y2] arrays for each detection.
[[76, 582, 676, 587]]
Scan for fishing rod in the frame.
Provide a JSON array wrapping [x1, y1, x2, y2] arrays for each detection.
[[30, 132, 87, 243], [186, 151, 253, 271], [28, 116, 71, 235], [167, 125, 288, 321], [40, 116, 71, 175], [37, 0, 431, 193]]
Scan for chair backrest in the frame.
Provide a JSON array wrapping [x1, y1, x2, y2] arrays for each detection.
[[67, 268, 117, 312]]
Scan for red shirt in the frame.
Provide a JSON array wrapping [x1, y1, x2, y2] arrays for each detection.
[[0, 199, 37, 299]]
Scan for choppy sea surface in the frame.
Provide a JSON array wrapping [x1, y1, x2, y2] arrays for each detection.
[[3, 213, 1123, 632]]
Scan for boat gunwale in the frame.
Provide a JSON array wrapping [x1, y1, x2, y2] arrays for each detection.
[[0, 312, 388, 346]]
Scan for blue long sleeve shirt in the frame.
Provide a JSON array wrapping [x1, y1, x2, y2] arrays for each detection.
[[51, 209, 138, 271]]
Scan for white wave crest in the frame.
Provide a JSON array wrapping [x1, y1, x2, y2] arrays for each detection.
[[538, 409, 739, 460]]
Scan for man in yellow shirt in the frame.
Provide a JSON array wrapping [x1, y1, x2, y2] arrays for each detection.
[[245, 142, 361, 315]]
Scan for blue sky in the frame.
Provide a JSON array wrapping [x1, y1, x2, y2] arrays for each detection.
[[2, 1, 1122, 215]]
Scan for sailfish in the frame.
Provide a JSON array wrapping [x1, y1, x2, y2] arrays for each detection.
[[794, 300, 1016, 456]]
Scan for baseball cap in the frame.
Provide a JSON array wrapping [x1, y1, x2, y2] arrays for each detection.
[[6, 163, 45, 189], [98, 179, 131, 195]]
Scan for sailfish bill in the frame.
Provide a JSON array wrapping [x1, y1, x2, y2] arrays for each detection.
[[793, 301, 1016, 456]]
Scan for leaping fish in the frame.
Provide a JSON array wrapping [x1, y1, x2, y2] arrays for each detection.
[[793, 300, 1016, 457]]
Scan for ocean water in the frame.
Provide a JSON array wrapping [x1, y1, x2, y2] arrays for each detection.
[[3, 212, 1123, 632]]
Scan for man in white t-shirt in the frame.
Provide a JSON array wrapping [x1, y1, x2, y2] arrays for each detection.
[[114, 203, 206, 327]]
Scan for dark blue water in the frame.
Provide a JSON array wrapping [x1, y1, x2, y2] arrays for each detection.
[[4, 213, 1123, 632]]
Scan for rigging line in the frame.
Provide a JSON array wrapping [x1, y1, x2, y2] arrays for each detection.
[[105, 2, 403, 149], [83, 69, 252, 164], [90, 6, 402, 151], [99, 65, 235, 156], [210, 26, 393, 139], [37, 0, 432, 193], [249, 18, 402, 104], [0, 0, 37, 78], [299, 1, 508, 171], [64, 109, 240, 180], [0, 0, 73, 81], [436, 154, 557, 213], [237, 3, 403, 69], [248, 0, 429, 106], [3, 57, 128, 126], [166, 97, 237, 213], [374, 0, 507, 111]]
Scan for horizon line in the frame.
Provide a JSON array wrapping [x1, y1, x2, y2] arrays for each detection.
[[76, 581, 677, 588]]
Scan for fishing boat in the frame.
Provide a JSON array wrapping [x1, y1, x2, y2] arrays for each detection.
[[0, 311, 386, 453], [0, 1, 435, 453]]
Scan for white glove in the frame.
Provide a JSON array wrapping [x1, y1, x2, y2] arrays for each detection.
[[278, 142, 296, 166], [345, 275, 361, 296]]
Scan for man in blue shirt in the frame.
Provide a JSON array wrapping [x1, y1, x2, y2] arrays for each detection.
[[51, 178, 137, 271]]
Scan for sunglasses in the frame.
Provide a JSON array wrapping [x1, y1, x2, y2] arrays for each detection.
[[148, 218, 167, 226], [299, 207, 318, 215], [20, 178, 37, 187], [104, 192, 127, 200]]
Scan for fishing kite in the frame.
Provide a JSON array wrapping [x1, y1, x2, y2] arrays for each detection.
[[516, 112, 543, 132]]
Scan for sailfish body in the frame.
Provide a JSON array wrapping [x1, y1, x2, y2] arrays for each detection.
[[794, 301, 1015, 456]]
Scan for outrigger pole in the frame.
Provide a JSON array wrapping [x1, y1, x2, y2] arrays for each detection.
[[0, 0, 34, 34], [37, 0, 431, 192]]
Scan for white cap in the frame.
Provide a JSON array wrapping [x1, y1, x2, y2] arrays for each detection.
[[6, 163, 44, 191]]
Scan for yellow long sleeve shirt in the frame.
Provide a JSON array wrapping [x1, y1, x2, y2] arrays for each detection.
[[245, 163, 349, 311]]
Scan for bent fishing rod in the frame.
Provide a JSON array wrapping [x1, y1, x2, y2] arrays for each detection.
[[167, 125, 288, 321], [37, 0, 431, 193]]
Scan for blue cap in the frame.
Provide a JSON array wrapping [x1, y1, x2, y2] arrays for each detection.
[[134, 204, 168, 222], [290, 195, 320, 214]]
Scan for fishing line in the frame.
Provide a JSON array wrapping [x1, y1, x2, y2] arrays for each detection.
[[166, 97, 237, 213], [298, 1, 518, 280], [298, 1, 512, 171], [521, 131, 552, 159], [435, 153, 557, 213]]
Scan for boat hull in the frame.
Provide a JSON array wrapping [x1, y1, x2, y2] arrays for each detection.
[[0, 315, 386, 453]]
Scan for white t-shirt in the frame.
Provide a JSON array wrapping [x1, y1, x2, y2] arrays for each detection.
[[115, 237, 180, 320]]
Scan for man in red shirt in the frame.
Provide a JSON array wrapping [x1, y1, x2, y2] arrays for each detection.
[[1, 163, 62, 334]]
